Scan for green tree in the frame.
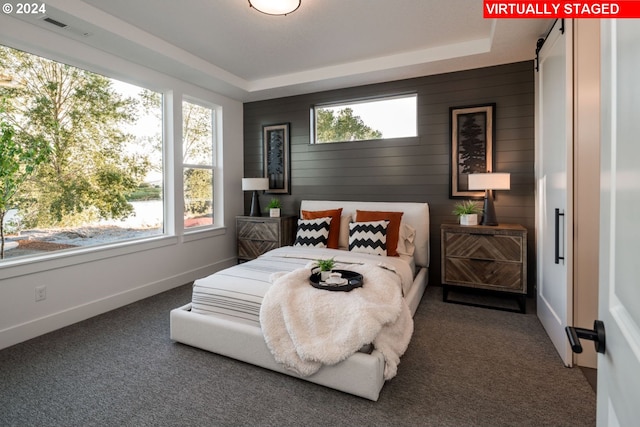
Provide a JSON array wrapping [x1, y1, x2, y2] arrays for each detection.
[[183, 101, 213, 165], [0, 112, 51, 258], [184, 168, 212, 215], [0, 45, 150, 227], [182, 101, 213, 222], [140, 96, 213, 223], [316, 108, 382, 143]]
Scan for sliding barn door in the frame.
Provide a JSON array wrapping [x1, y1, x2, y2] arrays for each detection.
[[535, 19, 573, 366]]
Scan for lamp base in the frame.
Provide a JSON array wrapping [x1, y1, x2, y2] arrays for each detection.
[[250, 190, 262, 217], [481, 190, 499, 226]]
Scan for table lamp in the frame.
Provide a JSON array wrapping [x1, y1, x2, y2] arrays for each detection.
[[468, 172, 511, 226], [242, 178, 269, 217]]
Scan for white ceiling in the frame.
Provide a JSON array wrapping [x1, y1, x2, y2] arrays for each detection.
[[9, 0, 552, 101]]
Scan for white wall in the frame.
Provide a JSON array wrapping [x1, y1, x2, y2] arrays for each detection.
[[0, 16, 244, 350]]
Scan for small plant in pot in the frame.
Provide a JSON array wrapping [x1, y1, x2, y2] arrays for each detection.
[[452, 200, 483, 226], [266, 198, 281, 217], [315, 258, 335, 281]]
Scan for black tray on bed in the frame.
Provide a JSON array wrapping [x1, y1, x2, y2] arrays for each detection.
[[309, 269, 363, 292]]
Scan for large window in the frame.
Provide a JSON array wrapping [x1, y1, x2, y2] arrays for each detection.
[[0, 45, 163, 261], [312, 94, 417, 144], [182, 100, 215, 229]]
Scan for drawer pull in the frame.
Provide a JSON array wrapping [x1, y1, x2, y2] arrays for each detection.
[[469, 258, 493, 262]]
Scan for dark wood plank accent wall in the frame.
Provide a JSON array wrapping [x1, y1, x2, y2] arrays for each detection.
[[243, 61, 535, 290]]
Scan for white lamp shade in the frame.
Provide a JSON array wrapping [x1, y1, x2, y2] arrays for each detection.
[[249, 0, 301, 15], [242, 178, 269, 191], [468, 173, 511, 190]]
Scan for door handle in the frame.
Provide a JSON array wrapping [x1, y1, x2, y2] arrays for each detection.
[[554, 208, 565, 264], [565, 320, 606, 354]]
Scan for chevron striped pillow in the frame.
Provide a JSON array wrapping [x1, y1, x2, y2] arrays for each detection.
[[294, 217, 332, 248], [348, 220, 389, 256]]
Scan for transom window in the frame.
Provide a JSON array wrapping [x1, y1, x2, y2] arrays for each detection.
[[312, 94, 417, 144]]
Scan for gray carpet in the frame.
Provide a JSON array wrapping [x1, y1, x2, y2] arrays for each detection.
[[0, 285, 596, 426]]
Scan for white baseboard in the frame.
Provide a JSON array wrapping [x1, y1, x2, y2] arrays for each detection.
[[0, 257, 236, 351]]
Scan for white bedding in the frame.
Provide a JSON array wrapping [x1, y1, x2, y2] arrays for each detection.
[[190, 246, 416, 326], [261, 262, 412, 380]]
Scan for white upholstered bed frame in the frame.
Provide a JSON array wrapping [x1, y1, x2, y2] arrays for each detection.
[[170, 200, 430, 401]]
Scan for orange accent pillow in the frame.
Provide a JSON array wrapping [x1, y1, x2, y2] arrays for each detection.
[[355, 210, 404, 256], [301, 208, 343, 249]]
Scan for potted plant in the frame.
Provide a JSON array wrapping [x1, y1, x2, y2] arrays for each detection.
[[266, 198, 281, 217], [315, 258, 335, 281], [452, 200, 483, 226]]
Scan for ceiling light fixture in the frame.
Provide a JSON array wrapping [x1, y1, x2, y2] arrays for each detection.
[[248, 0, 301, 16]]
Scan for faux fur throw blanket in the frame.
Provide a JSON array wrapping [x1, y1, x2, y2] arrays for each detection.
[[260, 263, 413, 380]]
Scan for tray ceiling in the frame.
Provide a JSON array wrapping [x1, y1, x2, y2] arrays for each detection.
[[5, 0, 552, 101]]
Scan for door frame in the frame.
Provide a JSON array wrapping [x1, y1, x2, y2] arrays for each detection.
[[572, 19, 600, 369]]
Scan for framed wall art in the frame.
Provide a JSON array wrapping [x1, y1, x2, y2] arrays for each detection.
[[263, 123, 290, 194], [449, 103, 496, 198]]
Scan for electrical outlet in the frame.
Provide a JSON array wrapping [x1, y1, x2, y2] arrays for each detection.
[[35, 285, 46, 302]]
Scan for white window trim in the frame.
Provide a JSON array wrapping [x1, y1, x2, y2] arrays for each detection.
[[0, 235, 178, 280], [181, 98, 220, 232]]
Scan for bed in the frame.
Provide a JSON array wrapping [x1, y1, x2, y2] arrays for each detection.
[[170, 200, 430, 401]]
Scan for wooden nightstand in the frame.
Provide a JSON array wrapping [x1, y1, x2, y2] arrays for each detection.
[[236, 215, 297, 262], [441, 223, 527, 313]]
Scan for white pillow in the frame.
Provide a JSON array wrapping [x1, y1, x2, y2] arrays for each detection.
[[338, 214, 353, 249], [294, 217, 331, 248], [348, 220, 389, 256], [396, 223, 416, 257]]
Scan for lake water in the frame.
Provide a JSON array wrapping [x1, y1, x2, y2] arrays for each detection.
[[3, 200, 163, 230]]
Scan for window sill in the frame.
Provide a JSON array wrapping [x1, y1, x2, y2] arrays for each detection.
[[0, 235, 179, 280], [183, 226, 227, 243], [308, 136, 420, 149]]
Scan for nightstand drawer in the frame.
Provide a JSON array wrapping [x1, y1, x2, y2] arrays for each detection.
[[443, 258, 524, 293], [444, 233, 523, 262], [237, 219, 279, 242], [236, 215, 297, 262], [238, 240, 278, 260]]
